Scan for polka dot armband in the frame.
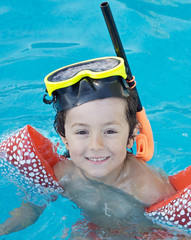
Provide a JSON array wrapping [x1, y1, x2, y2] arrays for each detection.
[[145, 166, 191, 235], [0, 125, 66, 203]]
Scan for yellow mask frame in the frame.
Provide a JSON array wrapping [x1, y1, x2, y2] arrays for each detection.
[[44, 56, 127, 96]]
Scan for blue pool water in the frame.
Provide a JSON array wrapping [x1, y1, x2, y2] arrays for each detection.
[[0, 0, 191, 239]]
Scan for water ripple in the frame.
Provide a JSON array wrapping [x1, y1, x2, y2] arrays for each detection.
[[120, 0, 191, 21], [31, 42, 79, 50], [117, 0, 191, 39], [149, 103, 191, 117]]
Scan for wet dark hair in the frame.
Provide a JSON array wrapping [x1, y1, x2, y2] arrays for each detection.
[[54, 90, 138, 142]]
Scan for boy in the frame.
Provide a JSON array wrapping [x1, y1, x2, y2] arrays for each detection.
[[0, 57, 175, 236]]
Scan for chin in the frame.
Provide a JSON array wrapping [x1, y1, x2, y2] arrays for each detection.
[[85, 170, 108, 180]]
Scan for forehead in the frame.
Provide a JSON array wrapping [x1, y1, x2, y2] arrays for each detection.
[[65, 97, 127, 124]]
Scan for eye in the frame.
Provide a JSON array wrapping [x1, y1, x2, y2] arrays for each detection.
[[104, 129, 117, 135], [76, 130, 89, 135]]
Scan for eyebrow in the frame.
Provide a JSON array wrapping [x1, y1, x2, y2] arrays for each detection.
[[103, 121, 121, 126], [71, 121, 121, 128], [71, 123, 88, 128]]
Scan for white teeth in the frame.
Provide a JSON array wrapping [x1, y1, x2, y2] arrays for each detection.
[[87, 157, 107, 162]]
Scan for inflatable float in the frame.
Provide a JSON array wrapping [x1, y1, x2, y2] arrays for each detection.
[[145, 167, 191, 235], [0, 125, 64, 204], [0, 125, 191, 235]]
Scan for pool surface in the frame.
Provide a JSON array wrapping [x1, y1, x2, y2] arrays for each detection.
[[0, 0, 191, 239]]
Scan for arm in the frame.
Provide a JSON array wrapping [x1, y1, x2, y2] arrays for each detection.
[[0, 202, 46, 236]]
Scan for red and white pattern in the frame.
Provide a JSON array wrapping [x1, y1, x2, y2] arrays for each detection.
[[145, 186, 191, 235], [0, 125, 64, 203]]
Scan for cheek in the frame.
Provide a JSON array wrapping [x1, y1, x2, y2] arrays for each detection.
[[67, 139, 85, 156], [109, 137, 128, 155]]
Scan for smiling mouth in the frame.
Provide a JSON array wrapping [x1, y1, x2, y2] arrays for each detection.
[[86, 156, 110, 163]]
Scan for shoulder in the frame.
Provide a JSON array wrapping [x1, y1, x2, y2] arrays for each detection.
[[121, 155, 176, 205], [53, 158, 75, 182], [53, 158, 85, 187]]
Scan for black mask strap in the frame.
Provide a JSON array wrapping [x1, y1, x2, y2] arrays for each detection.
[[43, 93, 56, 105]]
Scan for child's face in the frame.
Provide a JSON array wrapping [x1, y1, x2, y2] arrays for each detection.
[[61, 97, 133, 182]]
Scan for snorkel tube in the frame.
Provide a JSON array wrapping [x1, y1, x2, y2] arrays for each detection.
[[100, 2, 154, 161]]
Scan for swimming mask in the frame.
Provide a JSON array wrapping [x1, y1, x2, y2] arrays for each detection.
[[43, 56, 129, 111]]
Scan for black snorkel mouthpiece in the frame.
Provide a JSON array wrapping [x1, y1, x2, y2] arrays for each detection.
[[100, 2, 142, 112]]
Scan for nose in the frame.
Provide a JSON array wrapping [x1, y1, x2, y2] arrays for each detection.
[[89, 133, 104, 151]]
